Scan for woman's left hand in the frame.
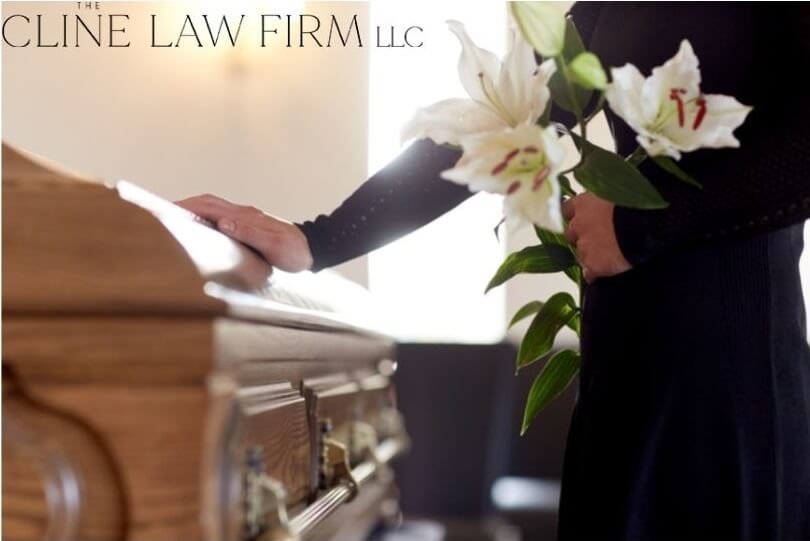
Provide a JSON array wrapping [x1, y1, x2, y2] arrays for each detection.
[[563, 193, 632, 283]]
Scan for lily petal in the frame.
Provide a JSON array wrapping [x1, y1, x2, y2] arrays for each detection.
[[539, 125, 567, 168], [643, 40, 701, 124], [636, 132, 682, 160], [605, 64, 648, 135], [447, 20, 502, 107], [606, 39, 751, 160], [661, 93, 752, 153], [498, 30, 555, 124], [441, 123, 566, 231], [401, 98, 506, 146], [504, 173, 563, 232], [440, 129, 512, 193]]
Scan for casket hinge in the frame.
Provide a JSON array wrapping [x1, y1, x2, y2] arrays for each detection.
[[318, 419, 358, 501], [243, 446, 297, 541]]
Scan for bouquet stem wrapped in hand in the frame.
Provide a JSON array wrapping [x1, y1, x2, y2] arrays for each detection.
[[402, 3, 751, 434]]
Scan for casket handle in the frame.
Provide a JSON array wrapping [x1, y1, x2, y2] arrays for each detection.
[[243, 429, 408, 540], [288, 436, 408, 539]]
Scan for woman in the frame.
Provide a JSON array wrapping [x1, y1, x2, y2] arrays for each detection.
[[179, 3, 810, 539]]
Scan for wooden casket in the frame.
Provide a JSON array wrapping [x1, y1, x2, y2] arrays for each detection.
[[2, 143, 408, 541]]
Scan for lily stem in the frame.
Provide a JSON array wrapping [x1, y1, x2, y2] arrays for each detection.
[[626, 146, 648, 167], [557, 56, 590, 177]]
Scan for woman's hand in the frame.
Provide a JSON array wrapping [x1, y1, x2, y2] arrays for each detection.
[[563, 193, 632, 283], [175, 194, 314, 272]]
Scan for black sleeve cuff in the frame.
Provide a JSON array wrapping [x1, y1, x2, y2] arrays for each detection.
[[295, 220, 326, 272], [612, 205, 660, 267]]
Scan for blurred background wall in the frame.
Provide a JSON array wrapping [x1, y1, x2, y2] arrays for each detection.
[[1, 0, 592, 348], [2, 0, 373, 283]]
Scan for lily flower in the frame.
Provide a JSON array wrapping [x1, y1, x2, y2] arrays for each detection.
[[401, 20, 556, 146], [441, 123, 567, 232], [605, 40, 752, 160]]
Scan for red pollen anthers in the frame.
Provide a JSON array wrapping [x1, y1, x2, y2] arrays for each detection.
[[507, 181, 521, 195], [523, 146, 539, 154], [692, 97, 707, 130], [491, 148, 521, 176], [532, 166, 550, 191], [669, 88, 686, 127]]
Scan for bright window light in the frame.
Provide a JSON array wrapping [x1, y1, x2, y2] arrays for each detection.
[[367, 2, 508, 343]]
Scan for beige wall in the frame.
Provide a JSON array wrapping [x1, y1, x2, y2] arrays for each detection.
[[2, 0, 615, 345], [2, 1, 371, 282]]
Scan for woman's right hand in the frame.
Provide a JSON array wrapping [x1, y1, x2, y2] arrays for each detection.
[[175, 194, 314, 272]]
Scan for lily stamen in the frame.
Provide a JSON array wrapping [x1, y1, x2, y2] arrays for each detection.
[[669, 88, 687, 127], [491, 148, 521, 175], [532, 166, 550, 191], [477, 72, 517, 126], [692, 97, 707, 130]]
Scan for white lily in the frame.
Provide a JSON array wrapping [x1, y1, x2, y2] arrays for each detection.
[[605, 40, 752, 160], [441, 123, 567, 232], [401, 20, 557, 146]]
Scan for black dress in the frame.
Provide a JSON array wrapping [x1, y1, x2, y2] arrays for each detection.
[[298, 3, 810, 539]]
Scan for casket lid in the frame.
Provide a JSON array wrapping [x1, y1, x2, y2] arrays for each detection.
[[2, 143, 388, 338]]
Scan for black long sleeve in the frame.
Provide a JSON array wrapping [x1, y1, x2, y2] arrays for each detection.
[[297, 140, 468, 271], [611, 4, 810, 265]]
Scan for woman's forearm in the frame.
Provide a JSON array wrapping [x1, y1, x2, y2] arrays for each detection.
[[297, 139, 471, 271]]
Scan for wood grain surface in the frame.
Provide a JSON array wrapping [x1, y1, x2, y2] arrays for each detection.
[[2, 142, 404, 540]]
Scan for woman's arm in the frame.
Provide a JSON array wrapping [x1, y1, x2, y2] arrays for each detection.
[[297, 139, 469, 271], [178, 3, 604, 273], [175, 140, 468, 272], [298, 2, 605, 271]]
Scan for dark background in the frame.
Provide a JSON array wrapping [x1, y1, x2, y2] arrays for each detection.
[[393, 343, 578, 540]]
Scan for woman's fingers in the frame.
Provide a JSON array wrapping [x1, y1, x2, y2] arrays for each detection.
[[562, 198, 576, 221], [561, 193, 632, 283], [217, 210, 264, 248], [564, 222, 579, 245], [176, 195, 258, 241], [174, 193, 314, 272], [175, 194, 235, 223]]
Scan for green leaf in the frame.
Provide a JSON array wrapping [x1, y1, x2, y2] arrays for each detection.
[[510, 299, 581, 334], [534, 225, 568, 247], [568, 52, 607, 90], [534, 226, 582, 286], [509, 301, 544, 329], [651, 156, 703, 188], [559, 174, 576, 197], [564, 265, 583, 288], [517, 292, 577, 370], [521, 349, 580, 434], [486, 244, 576, 292], [510, 2, 567, 57], [548, 19, 592, 114], [573, 139, 669, 209]]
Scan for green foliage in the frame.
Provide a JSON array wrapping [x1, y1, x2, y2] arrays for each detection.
[[521, 349, 581, 434], [534, 225, 582, 286], [652, 155, 703, 188], [486, 244, 576, 292], [510, 300, 544, 329], [548, 19, 592, 114], [574, 139, 668, 209], [517, 292, 578, 370]]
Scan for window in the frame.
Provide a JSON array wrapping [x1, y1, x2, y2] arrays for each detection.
[[367, 2, 508, 343]]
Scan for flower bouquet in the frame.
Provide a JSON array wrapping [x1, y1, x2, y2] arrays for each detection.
[[402, 3, 751, 434]]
